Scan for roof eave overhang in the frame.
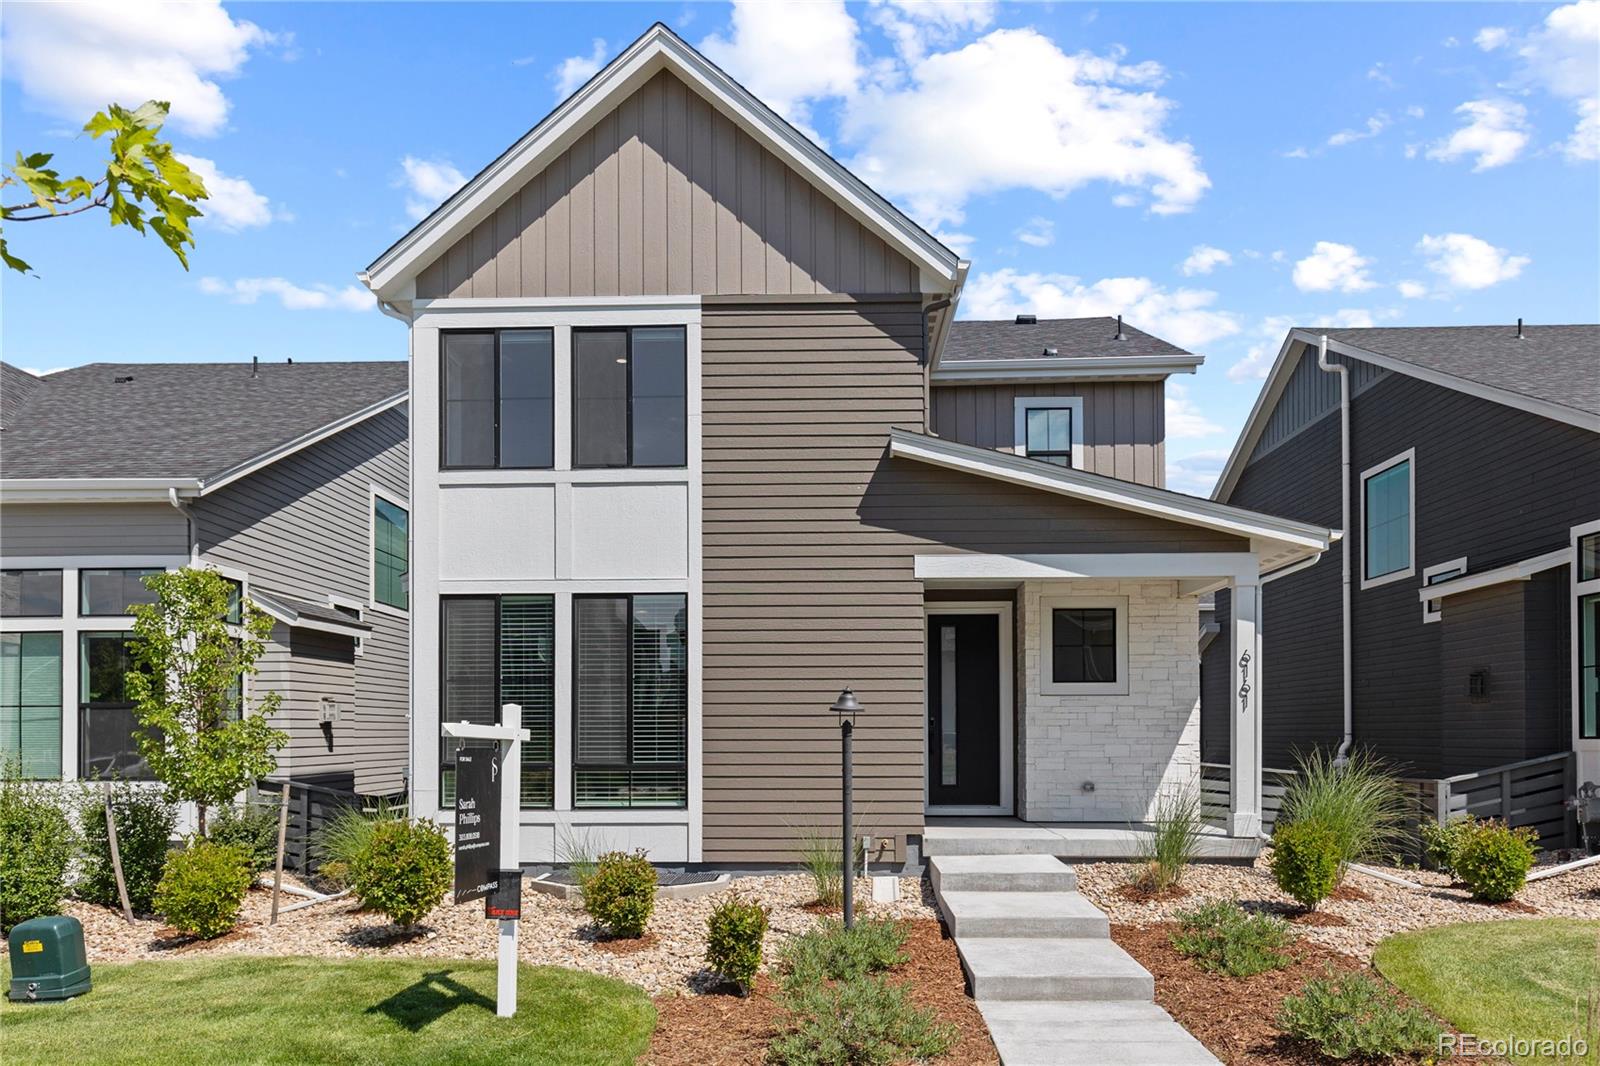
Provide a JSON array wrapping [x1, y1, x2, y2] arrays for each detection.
[[0, 478, 202, 503], [251, 590, 373, 639], [931, 353, 1204, 384], [361, 25, 961, 302], [1418, 546, 1571, 602]]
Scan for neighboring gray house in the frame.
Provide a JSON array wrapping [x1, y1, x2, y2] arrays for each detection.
[[358, 24, 1335, 866], [1201, 326, 1600, 798], [0, 359, 411, 797]]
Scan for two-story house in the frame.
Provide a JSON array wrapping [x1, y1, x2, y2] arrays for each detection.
[[0, 359, 411, 799], [359, 24, 1335, 866]]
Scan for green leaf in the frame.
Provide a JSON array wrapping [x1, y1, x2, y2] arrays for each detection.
[[0, 233, 33, 275]]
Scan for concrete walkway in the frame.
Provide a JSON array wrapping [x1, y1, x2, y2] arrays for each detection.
[[928, 848, 1219, 1066]]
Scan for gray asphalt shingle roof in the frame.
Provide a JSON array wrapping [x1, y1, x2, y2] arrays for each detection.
[[0, 360, 407, 481], [1320, 324, 1599, 418], [0, 364, 44, 430], [945, 316, 1193, 362]]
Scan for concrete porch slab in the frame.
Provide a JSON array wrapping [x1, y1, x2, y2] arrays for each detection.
[[923, 818, 1259, 861]]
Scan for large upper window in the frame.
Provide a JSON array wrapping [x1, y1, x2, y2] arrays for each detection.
[[372, 494, 409, 611], [1041, 596, 1128, 696], [1361, 451, 1414, 587], [439, 596, 555, 809], [1, 632, 62, 779], [441, 329, 555, 469], [79, 568, 161, 617], [1012, 396, 1082, 468], [573, 327, 687, 469], [1, 569, 62, 617], [573, 594, 688, 808]]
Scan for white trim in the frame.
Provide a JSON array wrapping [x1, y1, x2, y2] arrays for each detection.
[[249, 588, 373, 640], [369, 483, 410, 619], [923, 602, 1015, 816], [414, 299, 701, 332], [1572, 519, 1600, 771], [1012, 396, 1085, 468], [0, 555, 187, 571], [934, 354, 1203, 384], [1420, 557, 1467, 623], [916, 552, 1259, 584], [0, 479, 201, 503], [1039, 594, 1130, 697], [1358, 448, 1416, 590], [326, 594, 367, 655], [1415, 547, 1570, 603], [198, 393, 407, 496], [361, 26, 958, 300]]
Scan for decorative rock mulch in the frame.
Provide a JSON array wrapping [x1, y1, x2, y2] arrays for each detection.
[[1079, 852, 1600, 961], [9, 874, 935, 996]]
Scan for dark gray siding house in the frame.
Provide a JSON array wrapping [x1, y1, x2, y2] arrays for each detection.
[[0, 360, 411, 797], [1201, 326, 1600, 791]]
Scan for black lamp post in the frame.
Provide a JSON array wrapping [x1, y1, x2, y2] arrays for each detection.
[[831, 687, 863, 929]]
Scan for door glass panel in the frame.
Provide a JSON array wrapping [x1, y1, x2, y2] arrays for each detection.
[[939, 625, 957, 786]]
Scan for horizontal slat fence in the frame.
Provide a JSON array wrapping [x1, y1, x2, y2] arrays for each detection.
[[252, 778, 407, 874], [1200, 763, 1296, 833]]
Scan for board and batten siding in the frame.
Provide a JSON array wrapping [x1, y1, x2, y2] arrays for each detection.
[[0, 503, 188, 558], [193, 405, 410, 794], [415, 70, 919, 301], [701, 297, 1248, 862], [930, 382, 1166, 487]]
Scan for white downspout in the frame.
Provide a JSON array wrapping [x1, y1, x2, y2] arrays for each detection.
[[168, 487, 200, 565], [1316, 336, 1353, 763]]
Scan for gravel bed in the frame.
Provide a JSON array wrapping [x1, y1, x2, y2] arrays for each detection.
[[1077, 852, 1600, 961], [8, 874, 935, 996]]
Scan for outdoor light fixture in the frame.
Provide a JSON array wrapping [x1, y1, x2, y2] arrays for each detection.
[[832, 687, 862, 928]]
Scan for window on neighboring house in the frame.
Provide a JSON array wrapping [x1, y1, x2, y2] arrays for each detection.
[[222, 577, 243, 626], [573, 327, 687, 469], [1421, 558, 1467, 624], [1, 632, 62, 779], [1013, 397, 1082, 468], [1041, 596, 1128, 696], [573, 594, 688, 808], [79, 568, 161, 616], [78, 631, 153, 779], [441, 329, 555, 469], [438, 596, 555, 809], [1361, 451, 1414, 586], [1581, 532, 1600, 582], [1581, 592, 1598, 740], [373, 495, 409, 611], [1, 570, 62, 617]]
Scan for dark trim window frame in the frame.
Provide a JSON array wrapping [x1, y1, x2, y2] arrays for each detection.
[[78, 568, 162, 617], [572, 325, 687, 470], [1, 631, 63, 780], [1040, 595, 1128, 696], [78, 630, 154, 780], [1, 569, 63, 618], [1360, 450, 1414, 587], [439, 328, 556, 471]]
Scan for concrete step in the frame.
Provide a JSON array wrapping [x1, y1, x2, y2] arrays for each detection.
[[956, 936, 1154, 1002], [929, 854, 1078, 893], [939, 890, 1109, 939], [922, 826, 1064, 856], [979, 1001, 1220, 1065]]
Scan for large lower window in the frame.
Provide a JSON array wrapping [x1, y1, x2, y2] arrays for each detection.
[[441, 329, 555, 469], [1041, 596, 1128, 696], [439, 596, 555, 808], [2, 570, 62, 617], [79, 632, 152, 779], [574, 594, 688, 808], [573, 327, 687, 469], [79, 568, 160, 617], [0, 632, 62, 779], [1361, 451, 1414, 586]]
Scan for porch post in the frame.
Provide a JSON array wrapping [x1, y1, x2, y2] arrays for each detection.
[[1229, 577, 1262, 838]]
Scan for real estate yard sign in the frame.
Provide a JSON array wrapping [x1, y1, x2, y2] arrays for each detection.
[[453, 741, 501, 905]]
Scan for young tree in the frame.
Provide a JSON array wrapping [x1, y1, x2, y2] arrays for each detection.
[[126, 568, 286, 837], [2, 100, 208, 274]]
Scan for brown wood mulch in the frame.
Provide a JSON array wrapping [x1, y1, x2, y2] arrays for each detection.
[[590, 931, 661, 955], [643, 919, 998, 1066], [1289, 910, 1349, 927]]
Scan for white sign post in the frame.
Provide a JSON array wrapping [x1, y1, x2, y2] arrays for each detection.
[[443, 710, 529, 1020]]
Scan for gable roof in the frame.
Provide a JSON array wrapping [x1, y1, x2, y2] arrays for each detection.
[[934, 316, 1203, 381], [360, 23, 962, 302], [0, 364, 46, 429], [1214, 324, 1600, 501], [0, 360, 407, 490]]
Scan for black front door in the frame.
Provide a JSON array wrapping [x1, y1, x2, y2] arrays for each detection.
[[927, 613, 1002, 808]]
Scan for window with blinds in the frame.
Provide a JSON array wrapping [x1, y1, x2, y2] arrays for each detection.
[[439, 596, 555, 809], [574, 593, 687, 808], [0, 632, 62, 780]]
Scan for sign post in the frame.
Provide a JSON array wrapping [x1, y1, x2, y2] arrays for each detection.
[[443, 710, 528, 1020]]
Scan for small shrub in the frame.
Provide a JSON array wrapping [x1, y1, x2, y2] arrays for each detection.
[[0, 771, 74, 931], [769, 975, 956, 1066], [208, 800, 280, 876], [582, 850, 657, 938], [1454, 819, 1539, 903], [1280, 749, 1409, 868], [1133, 786, 1203, 893], [312, 800, 402, 887], [153, 838, 253, 939], [706, 896, 769, 995], [795, 825, 844, 908], [1278, 969, 1441, 1060], [1271, 820, 1342, 909], [78, 782, 177, 913], [349, 818, 451, 928], [1171, 900, 1294, 977], [1419, 815, 1477, 875], [778, 917, 908, 992]]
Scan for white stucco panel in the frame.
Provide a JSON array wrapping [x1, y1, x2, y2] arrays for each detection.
[[438, 484, 557, 579], [569, 483, 689, 578]]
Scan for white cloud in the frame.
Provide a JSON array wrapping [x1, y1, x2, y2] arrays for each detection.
[[867, 0, 997, 62], [199, 276, 374, 312], [1180, 245, 1232, 276], [963, 270, 1240, 350], [1426, 99, 1530, 170], [700, 0, 862, 136], [1292, 242, 1376, 293], [1016, 217, 1055, 247], [1405, 104, 1426, 119], [1227, 309, 1389, 382], [1514, 1, 1600, 159], [1282, 146, 1311, 159], [1165, 381, 1223, 439], [1475, 26, 1510, 51], [1564, 97, 1600, 160], [936, 229, 977, 256], [177, 154, 276, 231], [1416, 232, 1529, 289], [1366, 63, 1396, 88], [551, 38, 607, 98], [1166, 448, 1232, 496], [1397, 280, 1429, 299], [396, 156, 467, 221], [0, 1, 273, 137], [1327, 111, 1390, 147]]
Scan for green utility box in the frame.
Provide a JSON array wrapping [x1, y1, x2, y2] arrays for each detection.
[[7, 915, 91, 1002]]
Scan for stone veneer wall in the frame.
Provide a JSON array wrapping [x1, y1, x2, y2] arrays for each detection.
[[1018, 579, 1202, 821]]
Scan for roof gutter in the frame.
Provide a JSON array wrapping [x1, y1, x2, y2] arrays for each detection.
[[0, 478, 202, 503], [932, 353, 1204, 384]]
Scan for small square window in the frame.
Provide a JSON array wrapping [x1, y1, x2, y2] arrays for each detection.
[[1041, 596, 1128, 695], [1467, 669, 1490, 700]]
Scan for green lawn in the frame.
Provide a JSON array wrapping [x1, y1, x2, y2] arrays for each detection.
[[1, 956, 656, 1066], [1374, 919, 1600, 1065]]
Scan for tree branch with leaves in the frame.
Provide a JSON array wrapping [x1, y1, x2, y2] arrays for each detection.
[[2, 100, 208, 274]]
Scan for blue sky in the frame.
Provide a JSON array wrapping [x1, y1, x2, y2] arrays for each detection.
[[3, 1, 1596, 492]]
